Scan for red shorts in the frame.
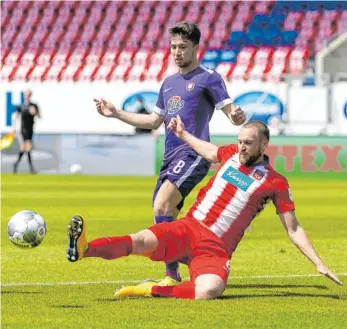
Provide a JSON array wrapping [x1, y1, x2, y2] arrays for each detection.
[[148, 217, 231, 283]]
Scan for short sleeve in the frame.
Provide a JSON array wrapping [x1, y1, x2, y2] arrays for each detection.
[[153, 83, 166, 116], [29, 103, 39, 115], [217, 144, 238, 162], [33, 103, 39, 113], [16, 105, 22, 113], [206, 72, 233, 110], [272, 176, 295, 214]]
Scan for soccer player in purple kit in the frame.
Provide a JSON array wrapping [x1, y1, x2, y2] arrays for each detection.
[[93, 21, 246, 285]]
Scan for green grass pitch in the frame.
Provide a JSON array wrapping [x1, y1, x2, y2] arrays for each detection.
[[1, 174, 346, 329]]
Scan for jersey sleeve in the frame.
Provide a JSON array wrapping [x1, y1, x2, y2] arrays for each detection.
[[206, 72, 233, 110], [272, 175, 295, 214], [217, 144, 238, 162], [33, 103, 39, 113], [153, 83, 166, 116]]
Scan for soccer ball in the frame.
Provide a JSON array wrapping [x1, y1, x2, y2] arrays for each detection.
[[70, 163, 82, 174], [8, 210, 46, 248]]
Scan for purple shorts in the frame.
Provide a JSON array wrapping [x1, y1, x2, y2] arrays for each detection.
[[152, 149, 210, 210]]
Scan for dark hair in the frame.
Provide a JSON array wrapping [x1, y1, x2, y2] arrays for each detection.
[[169, 21, 201, 45], [243, 121, 270, 142]]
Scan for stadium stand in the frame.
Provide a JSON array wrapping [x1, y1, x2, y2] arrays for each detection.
[[1, 1, 346, 82]]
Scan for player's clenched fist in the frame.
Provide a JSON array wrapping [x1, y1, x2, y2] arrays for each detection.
[[230, 106, 247, 126], [93, 98, 120, 118], [168, 115, 185, 139]]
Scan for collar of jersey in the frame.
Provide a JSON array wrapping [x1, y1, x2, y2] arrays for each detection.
[[179, 66, 200, 76]]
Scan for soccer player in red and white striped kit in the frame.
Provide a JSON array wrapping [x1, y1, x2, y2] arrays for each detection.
[[66, 119, 342, 299]]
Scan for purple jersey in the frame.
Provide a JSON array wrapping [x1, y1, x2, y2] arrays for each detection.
[[153, 66, 232, 159]]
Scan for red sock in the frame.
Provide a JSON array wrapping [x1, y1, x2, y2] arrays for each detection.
[[152, 281, 195, 299], [84, 236, 132, 260]]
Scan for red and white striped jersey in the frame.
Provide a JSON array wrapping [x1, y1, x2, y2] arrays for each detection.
[[186, 144, 295, 255]]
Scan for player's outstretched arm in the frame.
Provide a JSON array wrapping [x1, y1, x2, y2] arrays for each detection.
[[279, 211, 343, 286], [93, 98, 164, 129], [168, 115, 219, 163], [222, 103, 247, 126]]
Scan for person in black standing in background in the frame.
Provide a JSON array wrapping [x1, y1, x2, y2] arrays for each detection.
[[12, 89, 40, 173], [134, 97, 152, 134]]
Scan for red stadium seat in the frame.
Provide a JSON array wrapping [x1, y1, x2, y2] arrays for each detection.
[[283, 12, 304, 31], [266, 62, 287, 82], [215, 62, 235, 80], [143, 50, 169, 81], [248, 47, 274, 80], [92, 52, 117, 81], [59, 58, 84, 82], [337, 12, 347, 33], [254, 1, 274, 14], [1, 63, 16, 82], [161, 61, 178, 80], [77, 56, 100, 81], [288, 48, 309, 75], [42, 53, 68, 81], [108, 51, 133, 81], [27, 53, 51, 81], [127, 51, 150, 81], [237, 47, 257, 65], [230, 64, 251, 81], [1, 24, 18, 45], [230, 47, 256, 80]]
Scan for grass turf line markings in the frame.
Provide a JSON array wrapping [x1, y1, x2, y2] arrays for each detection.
[[2, 273, 346, 287]]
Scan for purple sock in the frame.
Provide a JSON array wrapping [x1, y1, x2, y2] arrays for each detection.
[[154, 215, 181, 282], [166, 263, 182, 282], [154, 215, 174, 224]]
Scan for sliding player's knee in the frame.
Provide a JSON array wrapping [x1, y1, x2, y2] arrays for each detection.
[[194, 275, 226, 300], [195, 283, 225, 300]]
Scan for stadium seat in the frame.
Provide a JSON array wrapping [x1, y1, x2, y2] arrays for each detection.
[[283, 11, 304, 30], [42, 53, 68, 81], [1, 23, 18, 47], [27, 53, 51, 81], [1, 62, 16, 81], [215, 62, 235, 80], [288, 48, 309, 75], [248, 47, 273, 80], [108, 51, 133, 81], [143, 50, 169, 81], [127, 51, 150, 81], [266, 62, 287, 82]]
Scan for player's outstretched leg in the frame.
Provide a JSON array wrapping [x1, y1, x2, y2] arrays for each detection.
[[66, 216, 158, 262], [66, 215, 88, 262]]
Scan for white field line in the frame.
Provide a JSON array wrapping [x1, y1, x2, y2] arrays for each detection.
[[2, 273, 347, 287]]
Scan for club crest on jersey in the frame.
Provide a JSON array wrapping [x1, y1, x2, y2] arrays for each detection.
[[167, 96, 185, 115], [223, 260, 230, 273], [186, 82, 195, 91], [253, 169, 265, 180], [288, 189, 294, 201], [222, 166, 254, 192]]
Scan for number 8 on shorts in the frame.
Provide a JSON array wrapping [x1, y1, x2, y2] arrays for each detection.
[[173, 160, 186, 174]]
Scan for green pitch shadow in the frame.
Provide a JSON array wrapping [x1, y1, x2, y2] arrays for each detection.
[[226, 284, 328, 290]]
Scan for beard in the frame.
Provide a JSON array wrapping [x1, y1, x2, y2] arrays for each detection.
[[176, 59, 192, 68], [239, 149, 262, 166]]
